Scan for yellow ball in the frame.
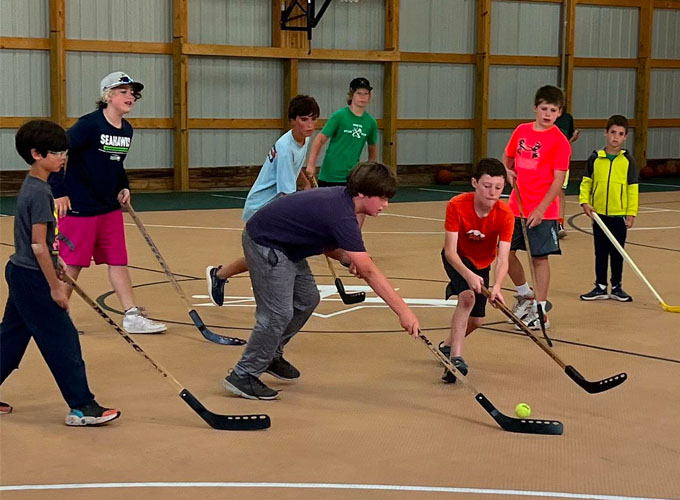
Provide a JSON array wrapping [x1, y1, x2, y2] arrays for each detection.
[[515, 403, 531, 418]]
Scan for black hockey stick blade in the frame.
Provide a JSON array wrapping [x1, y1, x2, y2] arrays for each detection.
[[565, 365, 627, 394], [334, 278, 366, 304], [475, 393, 563, 435], [536, 303, 554, 347], [180, 389, 270, 430], [188, 310, 246, 346]]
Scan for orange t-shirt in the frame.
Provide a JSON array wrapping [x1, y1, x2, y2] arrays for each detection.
[[444, 192, 515, 269], [504, 122, 571, 220]]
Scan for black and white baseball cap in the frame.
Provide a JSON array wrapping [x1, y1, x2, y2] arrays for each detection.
[[100, 71, 144, 97], [349, 77, 373, 92]]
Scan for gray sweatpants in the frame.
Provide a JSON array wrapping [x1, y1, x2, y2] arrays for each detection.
[[233, 230, 320, 378]]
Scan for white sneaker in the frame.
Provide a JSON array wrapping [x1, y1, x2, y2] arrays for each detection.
[[123, 307, 167, 334], [508, 294, 535, 323], [514, 308, 551, 331]]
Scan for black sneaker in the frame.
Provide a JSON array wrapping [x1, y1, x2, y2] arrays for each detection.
[[223, 370, 279, 400], [610, 285, 633, 302], [0, 401, 12, 414], [438, 341, 451, 359], [206, 265, 227, 307], [65, 401, 120, 426], [265, 356, 300, 381], [441, 356, 469, 384], [580, 285, 608, 301]]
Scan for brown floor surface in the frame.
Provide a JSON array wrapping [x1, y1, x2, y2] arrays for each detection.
[[1, 192, 679, 499]]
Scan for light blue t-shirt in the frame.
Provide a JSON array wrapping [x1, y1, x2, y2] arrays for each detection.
[[242, 130, 309, 222]]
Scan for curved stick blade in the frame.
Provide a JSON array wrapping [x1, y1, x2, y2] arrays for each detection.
[[334, 278, 366, 304], [475, 394, 563, 435], [565, 365, 627, 394], [188, 310, 246, 346], [180, 389, 270, 430]]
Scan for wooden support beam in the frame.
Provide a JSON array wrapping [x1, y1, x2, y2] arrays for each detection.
[[173, 0, 189, 191], [49, 0, 66, 126], [563, 0, 576, 110], [400, 52, 475, 64], [635, 1, 653, 170], [64, 39, 173, 54], [0, 37, 50, 50], [573, 57, 638, 68], [488, 55, 560, 66], [474, 0, 491, 164], [382, 0, 399, 173]]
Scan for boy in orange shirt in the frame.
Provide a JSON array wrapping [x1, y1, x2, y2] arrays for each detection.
[[502, 85, 571, 330], [439, 158, 514, 383]]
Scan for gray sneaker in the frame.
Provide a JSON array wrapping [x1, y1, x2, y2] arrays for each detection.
[[223, 371, 279, 400], [508, 294, 535, 323], [265, 356, 300, 381]]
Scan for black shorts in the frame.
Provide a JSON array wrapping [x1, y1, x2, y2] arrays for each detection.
[[441, 250, 490, 318], [317, 179, 347, 187], [510, 218, 561, 257]]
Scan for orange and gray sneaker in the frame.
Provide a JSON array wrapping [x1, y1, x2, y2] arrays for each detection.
[[0, 401, 12, 414], [65, 401, 120, 426]]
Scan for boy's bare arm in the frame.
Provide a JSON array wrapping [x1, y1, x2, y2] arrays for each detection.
[[367, 144, 378, 162], [502, 153, 516, 186], [305, 133, 328, 177], [31, 223, 69, 309], [528, 169, 567, 227], [491, 241, 511, 305], [443, 231, 483, 293]]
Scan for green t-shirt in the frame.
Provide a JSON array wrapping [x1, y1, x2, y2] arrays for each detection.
[[319, 107, 378, 183]]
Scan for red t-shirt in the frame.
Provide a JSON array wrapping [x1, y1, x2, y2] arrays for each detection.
[[504, 122, 571, 219], [444, 192, 515, 269]]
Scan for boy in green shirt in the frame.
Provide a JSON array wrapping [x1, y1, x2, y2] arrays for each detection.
[[305, 77, 378, 185]]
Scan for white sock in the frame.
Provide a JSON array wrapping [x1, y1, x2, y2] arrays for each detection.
[[516, 283, 532, 296], [597, 283, 607, 290], [539, 300, 548, 311]]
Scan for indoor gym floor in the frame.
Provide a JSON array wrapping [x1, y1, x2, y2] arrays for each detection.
[[0, 186, 679, 500]]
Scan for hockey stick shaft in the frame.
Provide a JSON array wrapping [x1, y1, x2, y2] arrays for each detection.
[[592, 212, 679, 313], [65, 275, 270, 430], [124, 203, 246, 345], [514, 184, 554, 346]]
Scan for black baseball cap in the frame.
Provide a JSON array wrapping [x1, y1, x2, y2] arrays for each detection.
[[349, 77, 373, 92]]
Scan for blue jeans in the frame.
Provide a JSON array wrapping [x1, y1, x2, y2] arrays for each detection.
[[0, 261, 95, 408], [233, 231, 320, 378]]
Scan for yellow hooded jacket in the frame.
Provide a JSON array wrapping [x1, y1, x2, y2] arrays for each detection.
[[579, 148, 639, 216]]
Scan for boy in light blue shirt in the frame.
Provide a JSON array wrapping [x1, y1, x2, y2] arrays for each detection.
[[206, 95, 320, 306]]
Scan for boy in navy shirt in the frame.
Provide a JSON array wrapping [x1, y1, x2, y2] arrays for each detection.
[[0, 120, 120, 426], [223, 162, 421, 400]]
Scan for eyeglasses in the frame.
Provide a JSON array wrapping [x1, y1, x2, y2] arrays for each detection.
[[48, 150, 68, 158]]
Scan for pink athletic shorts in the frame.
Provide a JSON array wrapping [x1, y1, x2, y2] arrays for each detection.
[[58, 210, 128, 267]]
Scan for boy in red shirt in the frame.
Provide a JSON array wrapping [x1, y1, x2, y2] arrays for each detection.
[[439, 158, 514, 383], [502, 85, 571, 330]]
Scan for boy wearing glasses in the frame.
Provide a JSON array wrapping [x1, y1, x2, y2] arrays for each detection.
[[0, 120, 120, 426], [49, 72, 166, 334]]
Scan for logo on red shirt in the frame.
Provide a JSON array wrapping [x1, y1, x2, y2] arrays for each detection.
[[517, 139, 542, 159]]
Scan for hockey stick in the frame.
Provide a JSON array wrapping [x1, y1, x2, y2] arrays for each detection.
[[304, 173, 365, 305], [592, 213, 679, 313], [124, 203, 246, 345], [514, 185, 554, 347], [64, 275, 270, 430], [482, 287, 627, 394], [418, 333, 563, 435]]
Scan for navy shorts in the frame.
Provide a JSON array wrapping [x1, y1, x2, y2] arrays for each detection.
[[441, 250, 490, 318], [510, 218, 561, 257]]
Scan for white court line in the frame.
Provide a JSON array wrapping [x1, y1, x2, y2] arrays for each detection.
[[210, 194, 247, 200], [639, 181, 680, 188], [0, 481, 673, 500], [123, 222, 243, 231], [381, 212, 444, 222]]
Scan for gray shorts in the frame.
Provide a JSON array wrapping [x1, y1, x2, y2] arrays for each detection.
[[510, 218, 561, 257]]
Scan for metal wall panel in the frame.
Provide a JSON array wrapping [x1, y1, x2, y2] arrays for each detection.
[[399, 63, 475, 119], [189, 58, 283, 118], [188, 0, 271, 46], [572, 68, 636, 119], [653, 9, 680, 59], [311, 0, 384, 51], [649, 69, 680, 119], [488, 66, 559, 119], [66, 0, 171, 42], [486, 129, 512, 161], [399, 0, 476, 53], [397, 130, 473, 164], [0, 0, 48, 37], [298, 62, 383, 119], [570, 128, 634, 162], [0, 50, 50, 117], [124, 130, 173, 169], [491, 1, 560, 56], [66, 53, 172, 117], [574, 5, 638, 58], [648, 128, 680, 159], [189, 129, 281, 167], [0, 130, 25, 172]]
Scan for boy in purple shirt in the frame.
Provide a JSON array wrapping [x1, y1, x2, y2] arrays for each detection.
[[223, 162, 421, 400]]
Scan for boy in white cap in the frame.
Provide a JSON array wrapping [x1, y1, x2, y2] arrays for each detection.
[[49, 72, 166, 334]]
